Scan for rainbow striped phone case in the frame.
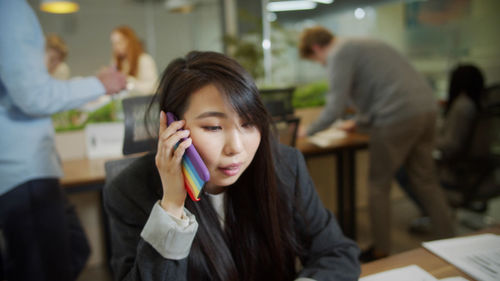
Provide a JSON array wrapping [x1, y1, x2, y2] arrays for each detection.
[[166, 112, 210, 201]]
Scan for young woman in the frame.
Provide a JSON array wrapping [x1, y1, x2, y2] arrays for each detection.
[[103, 51, 360, 281], [110, 25, 158, 95], [45, 33, 70, 80]]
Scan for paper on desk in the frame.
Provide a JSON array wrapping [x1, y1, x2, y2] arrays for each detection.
[[360, 265, 438, 281], [307, 127, 347, 147], [439, 277, 470, 281], [422, 233, 500, 281]]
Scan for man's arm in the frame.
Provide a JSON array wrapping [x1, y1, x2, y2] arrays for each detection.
[[0, 0, 125, 117], [307, 45, 355, 136]]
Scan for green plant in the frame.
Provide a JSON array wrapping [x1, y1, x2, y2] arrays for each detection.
[[52, 99, 122, 132], [292, 80, 328, 108]]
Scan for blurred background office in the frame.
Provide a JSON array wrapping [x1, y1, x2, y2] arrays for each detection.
[[25, 0, 499, 280], [32, 0, 500, 94]]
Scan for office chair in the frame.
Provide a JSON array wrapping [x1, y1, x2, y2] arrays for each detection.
[[273, 115, 301, 147], [102, 156, 143, 277], [259, 87, 295, 118], [259, 87, 301, 147], [122, 95, 158, 155]]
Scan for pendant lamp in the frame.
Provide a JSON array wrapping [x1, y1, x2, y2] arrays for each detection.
[[40, 0, 79, 14]]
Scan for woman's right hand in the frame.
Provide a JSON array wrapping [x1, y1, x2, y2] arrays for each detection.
[[155, 111, 192, 218]]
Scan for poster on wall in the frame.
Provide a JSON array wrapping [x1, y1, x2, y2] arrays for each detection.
[[405, 0, 470, 27]]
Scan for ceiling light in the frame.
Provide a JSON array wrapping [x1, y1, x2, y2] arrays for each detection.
[[40, 0, 79, 14], [262, 39, 271, 50], [267, 1, 317, 12], [311, 0, 334, 4], [165, 0, 195, 13], [267, 12, 277, 22], [354, 8, 366, 20]]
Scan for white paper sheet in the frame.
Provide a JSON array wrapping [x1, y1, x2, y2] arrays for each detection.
[[307, 126, 347, 147], [422, 233, 500, 281], [439, 277, 470, 281], [360, 265, 438, 281]]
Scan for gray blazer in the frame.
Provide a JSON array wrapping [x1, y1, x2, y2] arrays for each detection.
[[103, 144, 360, 281]]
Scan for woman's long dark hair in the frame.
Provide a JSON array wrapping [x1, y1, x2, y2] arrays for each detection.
[[445, 64, 485, 116], [145, 51, 299, 281]]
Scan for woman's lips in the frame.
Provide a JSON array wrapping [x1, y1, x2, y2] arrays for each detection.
[[218, 163, 242, 176]]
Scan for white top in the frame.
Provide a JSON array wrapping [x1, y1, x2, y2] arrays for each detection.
[[119, 53, 158, 95], [50, 62, 70, 80]]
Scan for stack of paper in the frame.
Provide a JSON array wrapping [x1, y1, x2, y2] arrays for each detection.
[[307, 127, 347, 147], [422, 233, 500, 281], [360, 265, 438, 281]]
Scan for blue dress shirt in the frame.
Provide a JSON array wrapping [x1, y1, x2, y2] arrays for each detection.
[[0, 0, 106, 195]]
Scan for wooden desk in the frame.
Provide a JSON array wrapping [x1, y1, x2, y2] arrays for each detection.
[[61, 154, 145, 191], [361, 226, 500, 279], [297, 133, 369, 240], [61, 158, 107, 188], [61, 158, 106, 194]]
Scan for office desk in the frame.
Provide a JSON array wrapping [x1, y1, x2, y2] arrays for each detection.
[[361, 226, 500, 279], [61, 157, 114, 193], [297, 133, 369, 240]]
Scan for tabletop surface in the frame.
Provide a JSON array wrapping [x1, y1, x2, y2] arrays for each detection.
[[360, 226, 500, 279]]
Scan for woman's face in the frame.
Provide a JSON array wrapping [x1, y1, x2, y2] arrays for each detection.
[[110, 31, 127, 57], [182, 84, 261, 194]]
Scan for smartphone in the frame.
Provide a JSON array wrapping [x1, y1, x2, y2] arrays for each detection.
[[166, 112, 210, 201]]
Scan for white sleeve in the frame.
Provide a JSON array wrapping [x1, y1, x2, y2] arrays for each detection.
[[140, 201, 198, 260]]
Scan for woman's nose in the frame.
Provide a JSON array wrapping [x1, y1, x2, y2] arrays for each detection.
[[223, 130, 243, 156]]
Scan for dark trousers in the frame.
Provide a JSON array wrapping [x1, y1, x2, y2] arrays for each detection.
[[0, 179, 90, 281]]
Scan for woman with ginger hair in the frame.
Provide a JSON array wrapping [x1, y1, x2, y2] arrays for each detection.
[[111, 25, 158, 95]]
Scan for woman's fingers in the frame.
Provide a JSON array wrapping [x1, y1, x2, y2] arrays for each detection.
[[157, 111, 186, 156], [173, 138, 192, 163], [162, 129, 190, 160], [158, 111, 167, 137]]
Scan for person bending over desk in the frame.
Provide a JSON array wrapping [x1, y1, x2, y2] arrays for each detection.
[[298, 26, 454, 262], [103, 51, 360, 281]]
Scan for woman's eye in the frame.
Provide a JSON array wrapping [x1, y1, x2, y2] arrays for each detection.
[[202, 126, 222, 132]]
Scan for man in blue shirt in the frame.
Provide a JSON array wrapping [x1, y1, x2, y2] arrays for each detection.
[[0, 0, 127, 280]]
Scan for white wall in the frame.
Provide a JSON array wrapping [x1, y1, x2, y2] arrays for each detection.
[[29, 0, 223, 77]]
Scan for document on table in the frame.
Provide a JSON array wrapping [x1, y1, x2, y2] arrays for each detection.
[[422, 233, 500, 281], [360, 265, 438, 281], [307, 125, 347, 147]]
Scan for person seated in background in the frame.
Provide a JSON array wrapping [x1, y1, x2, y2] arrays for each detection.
[[45, 33, 70, 80], [110, 25, 158, 95], [297, 25, 455, 262], [399, 64, 490, 233], [437, 64, 485, 171], [103, 51, 361, 281]]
